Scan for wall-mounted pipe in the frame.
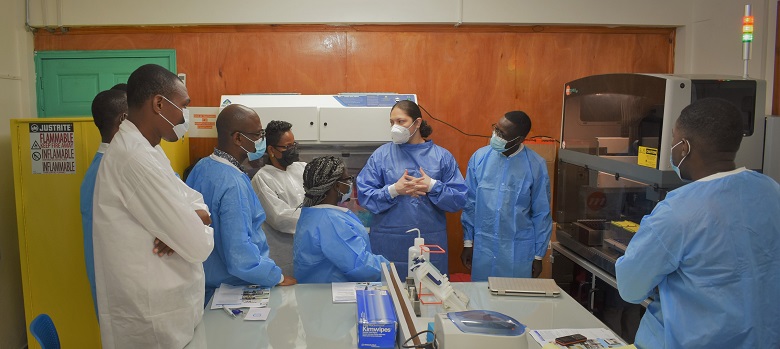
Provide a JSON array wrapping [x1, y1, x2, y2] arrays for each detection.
[[25, 0, 34, 32], [455, 0, 463, 27]]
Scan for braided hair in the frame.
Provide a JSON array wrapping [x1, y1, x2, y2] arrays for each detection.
[[302, 156, 345, 207]]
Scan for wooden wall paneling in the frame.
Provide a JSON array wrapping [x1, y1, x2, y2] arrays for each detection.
[[188, 138, 218, 165], [178, 31, 349, 162], [176, 31, 349, 105], [347, 31, 518, 171]]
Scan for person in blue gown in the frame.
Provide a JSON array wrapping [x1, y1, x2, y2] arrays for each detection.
[[615, 98, 780, 349], [357, 100, 467, 278], [294, 156, 389, 283], [186, 104, 296, 305], [460, 111, 552, 281], [79, 85, 127, 315]]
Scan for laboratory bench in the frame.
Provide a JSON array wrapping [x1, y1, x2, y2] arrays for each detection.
[[186, 281, 616, 349]]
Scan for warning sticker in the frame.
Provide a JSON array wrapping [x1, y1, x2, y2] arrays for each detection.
[[29, 122, 76, 174], [187, 108, 219, 138], [637, 146, 658, 169]]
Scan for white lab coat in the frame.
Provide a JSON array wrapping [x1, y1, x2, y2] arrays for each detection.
[[251, 162, 306, 275], [93, 120, 214, 349]]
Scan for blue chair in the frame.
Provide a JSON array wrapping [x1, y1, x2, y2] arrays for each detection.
[[29, 314, 60, 349]]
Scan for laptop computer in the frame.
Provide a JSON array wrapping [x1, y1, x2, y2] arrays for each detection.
[[488, 277, 561, 297]]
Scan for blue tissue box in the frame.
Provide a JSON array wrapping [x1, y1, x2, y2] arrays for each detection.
[[356, 289, 397, 349]]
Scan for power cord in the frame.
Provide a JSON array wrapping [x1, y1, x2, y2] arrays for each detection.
[[418, 104, 490, 139], [401, 330, 438, 349], [418, 105, 561, 143]]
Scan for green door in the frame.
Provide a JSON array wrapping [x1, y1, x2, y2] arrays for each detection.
[[35, 50, 176, 117]]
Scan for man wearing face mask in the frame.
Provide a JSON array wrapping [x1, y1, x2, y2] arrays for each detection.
[[92, 64, 214, 349], [294, 156, 389, 283], [80, 86, 127, 317], [460, 111, 552, 281], [357, 100, 467, 279], [615, 98, 780, 349], [251, 120, 306, 276], [186, 106, 297, 306]]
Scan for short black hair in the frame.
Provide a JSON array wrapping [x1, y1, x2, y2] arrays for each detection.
[[126, 64, 181, 110], [392, 100, 433, 138], [265, 120, 293, 146], [91, 89, 127, 132], [504, 111, 531, 137], [677, 98, 743, 153], [111, 83, 128, 91]]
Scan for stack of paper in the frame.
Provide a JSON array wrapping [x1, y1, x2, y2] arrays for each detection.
[[210, 283, 271, 309]]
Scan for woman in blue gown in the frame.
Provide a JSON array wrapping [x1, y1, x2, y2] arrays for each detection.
[[356, 101, 467, 278]]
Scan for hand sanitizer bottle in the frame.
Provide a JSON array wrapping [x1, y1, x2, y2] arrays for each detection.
[[407, 228, 429, 278]]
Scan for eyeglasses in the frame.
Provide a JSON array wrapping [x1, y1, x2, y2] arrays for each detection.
[[238, 130, 266, 141], [273, 142, 299, 151], [337, 175, 354, 187], [491, 123, 506, 139]]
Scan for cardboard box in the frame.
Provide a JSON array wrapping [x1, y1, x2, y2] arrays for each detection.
[[356, 289, 397, 349]]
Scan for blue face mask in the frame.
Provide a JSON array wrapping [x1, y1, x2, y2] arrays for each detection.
[[670, 139, 690, 180], [490, 132, 521, 152], [337, 178, 353, 203], [240, 133, 266, 161]]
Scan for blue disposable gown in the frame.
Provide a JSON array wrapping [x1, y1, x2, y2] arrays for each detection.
[[293, 206, 389, 283], [79, 143, 107, 316], [186, 155, 282, 303], [357, 140, 467, 279], [461, 145, 552, 281], [616, 169, 780, 349]]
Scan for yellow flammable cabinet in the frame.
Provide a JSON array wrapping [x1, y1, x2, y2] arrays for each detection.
[[10, 118, 190, 349]]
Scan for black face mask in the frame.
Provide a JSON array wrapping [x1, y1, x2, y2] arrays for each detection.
[[277, 146, 300, 167]]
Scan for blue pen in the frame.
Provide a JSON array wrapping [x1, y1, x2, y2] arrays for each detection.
[[223, 306, 237, 319]]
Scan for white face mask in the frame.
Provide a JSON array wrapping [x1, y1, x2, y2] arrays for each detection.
[[390, 119, 419, 144], [160, 96, 190, 141]]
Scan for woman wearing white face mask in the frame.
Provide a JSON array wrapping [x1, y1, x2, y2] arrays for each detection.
[[356, 100, 468, 279]]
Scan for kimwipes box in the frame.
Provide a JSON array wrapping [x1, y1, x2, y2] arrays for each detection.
[[356, 289, 398, 348]]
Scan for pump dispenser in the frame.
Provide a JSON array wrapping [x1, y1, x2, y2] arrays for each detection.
[[407, 228, 430, 278]]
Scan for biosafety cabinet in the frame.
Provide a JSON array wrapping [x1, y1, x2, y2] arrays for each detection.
[[554, 74, 766, 275], [219, 93, 417, 144]]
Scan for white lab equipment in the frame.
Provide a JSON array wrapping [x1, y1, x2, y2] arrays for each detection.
[[410, 256, 469, 312], [219, 94, 417, 144], [433, 311, 528, 349], [406, 228, 430, 278]]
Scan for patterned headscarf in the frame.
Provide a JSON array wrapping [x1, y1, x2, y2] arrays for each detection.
[[302, 156, 345, 207]]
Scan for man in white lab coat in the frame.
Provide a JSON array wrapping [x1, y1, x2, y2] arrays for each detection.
[[92, 64, 214, 349]]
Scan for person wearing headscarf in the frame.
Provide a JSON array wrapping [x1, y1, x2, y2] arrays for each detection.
[[293, 156, 389, 283]]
